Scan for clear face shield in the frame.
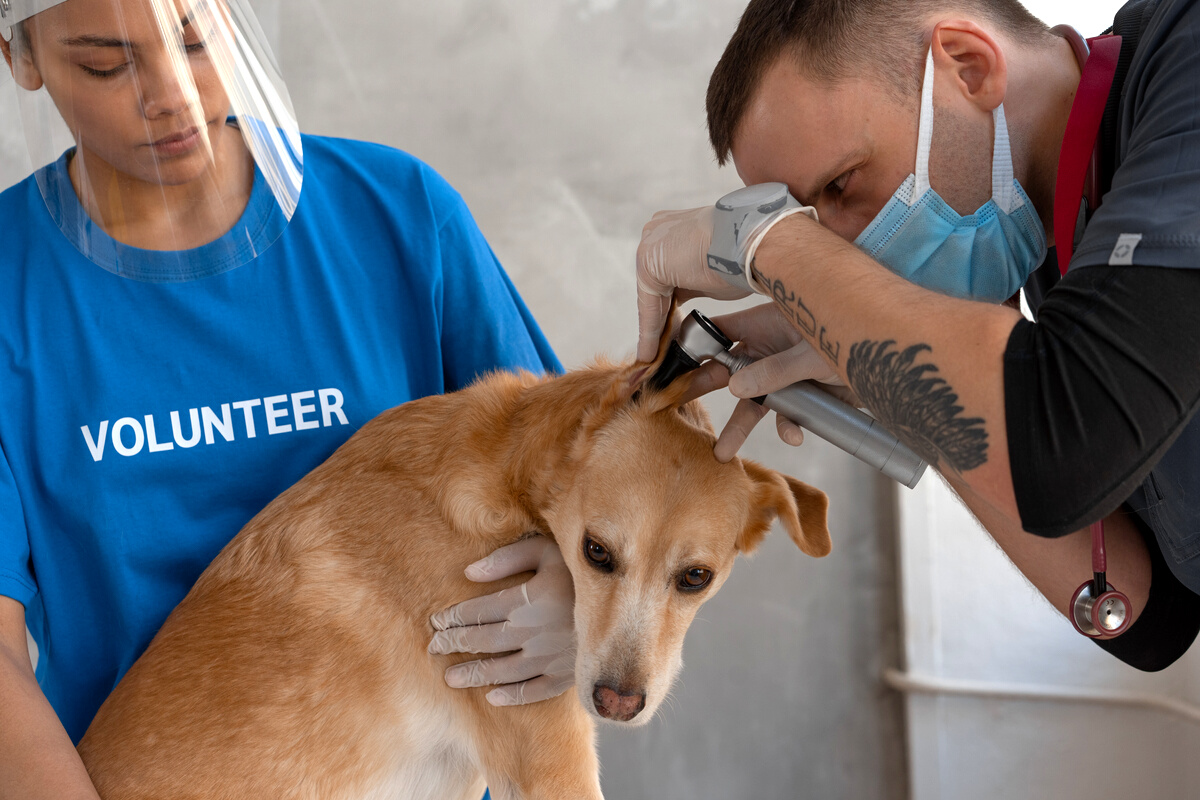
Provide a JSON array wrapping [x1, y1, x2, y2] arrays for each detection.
[[0, 0, 301, 276]]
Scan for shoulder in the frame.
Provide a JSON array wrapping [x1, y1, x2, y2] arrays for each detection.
[[1128, 0, 1200, 74], [297, 134, 467, 228], [0, 171, 43, 223], [0, 169, 61, 280]]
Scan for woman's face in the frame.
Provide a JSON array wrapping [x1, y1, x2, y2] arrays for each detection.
[[9, 0, 232, 186]]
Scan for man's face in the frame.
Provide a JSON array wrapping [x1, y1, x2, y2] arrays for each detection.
[[11, 0, 232, 186], [730, 57, 995, 243]]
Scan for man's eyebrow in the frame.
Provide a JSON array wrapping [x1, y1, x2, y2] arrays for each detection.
[[60, 14, 195, 48], [801, 146, 870, 206]]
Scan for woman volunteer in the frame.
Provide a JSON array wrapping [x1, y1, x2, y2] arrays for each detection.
[[0, 0, 568, 796]]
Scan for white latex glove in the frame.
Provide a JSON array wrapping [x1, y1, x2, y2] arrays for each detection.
[[680, 303, 857, 462], [636, 206, 752, 363], [428, 535, 575, 706]]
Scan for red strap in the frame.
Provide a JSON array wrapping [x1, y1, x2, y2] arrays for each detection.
[[1054, 35, 1122, 277], [1091, 520, 1107, 573]]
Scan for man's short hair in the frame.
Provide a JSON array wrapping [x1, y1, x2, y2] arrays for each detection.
[[707, 0, 1052, 165]]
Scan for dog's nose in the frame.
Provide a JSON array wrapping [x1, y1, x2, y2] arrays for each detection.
[[592, 683, 646, 722]]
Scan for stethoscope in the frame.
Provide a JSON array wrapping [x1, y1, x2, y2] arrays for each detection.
[[1054, 27, 1134, 639], [1069, 521, 1131, 638]]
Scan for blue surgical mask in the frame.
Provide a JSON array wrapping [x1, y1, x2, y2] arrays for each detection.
[[854, 50, 1047, 303]]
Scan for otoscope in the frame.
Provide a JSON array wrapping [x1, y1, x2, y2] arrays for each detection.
[[650, 310, 928, 489]]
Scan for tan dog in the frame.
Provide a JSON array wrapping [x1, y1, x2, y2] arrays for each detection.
[[76, 328, 831, 800]]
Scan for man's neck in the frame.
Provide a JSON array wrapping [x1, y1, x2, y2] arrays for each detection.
[[1005, 29, 1084, 248]]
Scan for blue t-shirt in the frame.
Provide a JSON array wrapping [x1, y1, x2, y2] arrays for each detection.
[[0, 134, 561, 743]]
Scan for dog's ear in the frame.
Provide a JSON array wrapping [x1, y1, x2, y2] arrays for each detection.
[[625, 298, 705, 414], [737, 460, 831, 558], [604, 297, 685, 409]]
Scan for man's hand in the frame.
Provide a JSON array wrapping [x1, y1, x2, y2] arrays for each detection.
[[636, 206, 752, 362], [682, 303, 857, 462], [428, 536, 575, 706]]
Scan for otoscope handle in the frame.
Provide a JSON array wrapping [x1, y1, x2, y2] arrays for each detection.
[[715, 352, 928, 489]]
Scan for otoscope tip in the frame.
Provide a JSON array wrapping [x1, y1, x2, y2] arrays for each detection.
[[647, 341, 703, 392]]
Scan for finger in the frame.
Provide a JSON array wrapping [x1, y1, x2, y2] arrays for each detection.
[[776, 413, 805, 447], [465, 536, 548, 582], [430, 582, 530, 631], [444, 653, 531, 689], [428, 620, 529, 656], [714, 398, 769, 463], [636, 286, 672, 363], [487, 673, 576, 707], [678, 360, 732, 404], [727, 345, 831, 399]]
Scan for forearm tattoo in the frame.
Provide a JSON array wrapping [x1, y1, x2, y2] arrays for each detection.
[[845, 340, 989, 473], [754, 266, 989, 474]]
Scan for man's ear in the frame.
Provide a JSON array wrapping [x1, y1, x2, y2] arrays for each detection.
[[930, 19, 1007, 113], [737, 459, 831, 558], [1, 26, 45, 92]]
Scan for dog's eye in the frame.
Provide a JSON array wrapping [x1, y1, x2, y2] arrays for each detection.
[[584, 537, 613, 570], [679, 568, 713, 591]]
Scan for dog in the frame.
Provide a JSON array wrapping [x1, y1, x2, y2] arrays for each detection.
[[76, 321, 832, 800]]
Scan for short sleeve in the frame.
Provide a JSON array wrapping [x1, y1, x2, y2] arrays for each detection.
[[1072, 0, 1200, 270], [436, 200, 563, 391], [0, 439, 36, 607]]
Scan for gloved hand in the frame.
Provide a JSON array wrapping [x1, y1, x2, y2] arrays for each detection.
[[636, 205, 752, 362], [428, 535, 575, 706], [680, 303, 857, 462], [636, 197, 820, 363]]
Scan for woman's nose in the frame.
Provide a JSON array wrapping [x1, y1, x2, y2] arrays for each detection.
[[136, 52, 196, 119]]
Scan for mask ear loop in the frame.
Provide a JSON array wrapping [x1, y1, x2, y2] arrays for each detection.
[[911, 49, 937, 203], [991, 104, 1022, 213]]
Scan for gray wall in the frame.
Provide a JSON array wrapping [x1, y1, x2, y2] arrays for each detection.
[[0, 2, 907, 797]]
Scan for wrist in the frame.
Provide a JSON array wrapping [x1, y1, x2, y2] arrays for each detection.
[[707, 183, 813, 295], [744, 208, 813, 295]]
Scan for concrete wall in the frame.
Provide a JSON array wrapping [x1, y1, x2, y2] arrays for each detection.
[[0, 2, 906, 798]]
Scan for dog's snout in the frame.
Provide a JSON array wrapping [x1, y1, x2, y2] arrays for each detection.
[[592, 683, 646, 722]]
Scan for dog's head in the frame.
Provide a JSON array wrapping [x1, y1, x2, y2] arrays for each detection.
[[546, 318, 831, 726]]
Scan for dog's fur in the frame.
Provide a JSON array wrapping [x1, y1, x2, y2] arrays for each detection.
[[76, 327, 831, 800]]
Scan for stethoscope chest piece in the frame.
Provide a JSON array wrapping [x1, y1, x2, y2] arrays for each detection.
[[1071, 580, 1131, 638]]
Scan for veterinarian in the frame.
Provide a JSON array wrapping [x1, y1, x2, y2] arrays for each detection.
[[628, 0, 1200, 672], [0, 0, 569, 797]]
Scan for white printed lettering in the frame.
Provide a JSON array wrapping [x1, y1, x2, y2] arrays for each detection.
[[83, 387, 348, 463], [203, 404, 234, 445], [82, 421, 109, 462], [171, 409, 202, 448], [264, 395, 292, 435], [233, 399, 262, 439], [292, 391, 319, 431], [112, 418, 145, 457], [145, 415, 174, 453], [320, 388, 349, 427]]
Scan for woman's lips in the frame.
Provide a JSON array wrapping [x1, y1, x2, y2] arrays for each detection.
[[149, 127, 203, 158]]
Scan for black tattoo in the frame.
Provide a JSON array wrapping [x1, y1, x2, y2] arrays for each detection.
[[845, 340, 989, 473], [818, 327, 841, 366], [755, 268, 817, 337]]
